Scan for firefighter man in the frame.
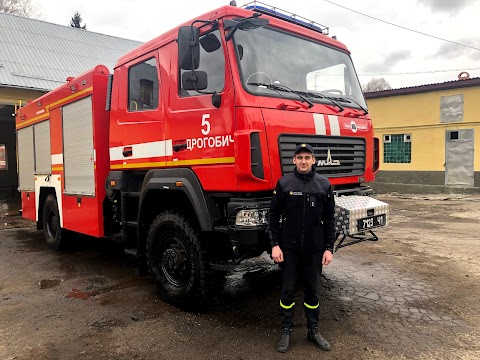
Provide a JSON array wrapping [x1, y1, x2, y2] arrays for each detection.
[[268, 143, 336, 353]]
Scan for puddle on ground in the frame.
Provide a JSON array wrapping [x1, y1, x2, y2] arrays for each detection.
[[65, 279, 142, 301], [0, 196, 21, 217]]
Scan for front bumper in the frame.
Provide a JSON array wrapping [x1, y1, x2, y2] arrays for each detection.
[[225, 193, 390, 247]]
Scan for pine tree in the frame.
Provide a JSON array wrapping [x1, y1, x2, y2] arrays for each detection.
[[70, 11, 86, 30]]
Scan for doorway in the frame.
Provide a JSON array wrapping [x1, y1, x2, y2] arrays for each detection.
[[0, 105, 17, 195], [445, 129, 474, 187]]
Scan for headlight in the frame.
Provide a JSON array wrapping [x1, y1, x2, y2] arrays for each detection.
[[235, 209, 269, 227]]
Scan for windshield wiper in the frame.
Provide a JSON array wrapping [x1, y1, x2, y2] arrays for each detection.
[[337, 96, 368, 115], [329, 96, 368, 115], [298, 90, 344, 112], [247, 82, 314, 109]]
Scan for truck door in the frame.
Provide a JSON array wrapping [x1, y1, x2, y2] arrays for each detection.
[[110, 52, 167, 171], [165, 29, 235, 188]]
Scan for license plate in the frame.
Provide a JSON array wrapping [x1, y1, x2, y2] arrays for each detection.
[[357, 214, 386, 231]]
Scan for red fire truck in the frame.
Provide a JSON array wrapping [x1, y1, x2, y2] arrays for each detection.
[[15, 2, 389, 308]]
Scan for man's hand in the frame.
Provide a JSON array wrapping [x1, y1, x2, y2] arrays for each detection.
[[322, 250, 333, 265], [272, 245, 284, 263]]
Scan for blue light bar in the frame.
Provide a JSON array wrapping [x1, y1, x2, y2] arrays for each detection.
[[243, 2, 329, 35]]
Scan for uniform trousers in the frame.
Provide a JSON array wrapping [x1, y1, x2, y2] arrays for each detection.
[[279, 249, 323, 329]]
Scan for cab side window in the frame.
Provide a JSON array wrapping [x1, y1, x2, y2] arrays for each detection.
[[180, 30, 225, 96], [128, 58, 159, 111]]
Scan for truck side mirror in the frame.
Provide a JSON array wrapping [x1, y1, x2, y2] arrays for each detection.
[[181, 71, 208, 91], [178, 26, 200, 70]]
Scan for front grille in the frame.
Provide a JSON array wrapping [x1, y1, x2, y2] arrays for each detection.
[[279, 135, 366, 177]]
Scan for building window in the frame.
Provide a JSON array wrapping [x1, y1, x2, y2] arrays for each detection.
[[139, 79, 154, 106], [128, 57, 159, 111], [449, 131, 459, 140], [0, 144, 7, 170], [383, 134, 411, 163]]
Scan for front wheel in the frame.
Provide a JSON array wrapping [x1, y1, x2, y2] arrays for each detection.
[[146, 211, 214, 309], [42, 194, 66, 251]]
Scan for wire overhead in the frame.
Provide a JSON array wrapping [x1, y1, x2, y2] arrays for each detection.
[[359, 67, 480, 76], [323, 0, 480, 52]]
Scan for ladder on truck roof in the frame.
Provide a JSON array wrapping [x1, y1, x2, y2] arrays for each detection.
[[242, 1, 329, 35]]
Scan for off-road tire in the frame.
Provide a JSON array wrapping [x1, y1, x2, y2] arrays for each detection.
[[42, 194, 66, 251], [146, 211, 214, 309]]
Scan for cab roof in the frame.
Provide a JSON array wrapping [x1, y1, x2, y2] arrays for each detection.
[[115, 5, 349, 68]]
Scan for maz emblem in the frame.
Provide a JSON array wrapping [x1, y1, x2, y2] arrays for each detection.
[[317, 148, 341, 166]]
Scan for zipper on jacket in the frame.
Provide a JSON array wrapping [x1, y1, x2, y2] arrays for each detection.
[[301, 192, 306, 249]]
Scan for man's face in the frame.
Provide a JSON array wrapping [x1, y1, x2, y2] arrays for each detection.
[[293, 151, 315, 174]]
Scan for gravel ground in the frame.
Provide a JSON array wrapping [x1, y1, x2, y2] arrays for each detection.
[[0, 193, 479, 360]]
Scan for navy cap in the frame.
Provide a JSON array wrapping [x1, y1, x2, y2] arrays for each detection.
[[294, 143, 314, 155]]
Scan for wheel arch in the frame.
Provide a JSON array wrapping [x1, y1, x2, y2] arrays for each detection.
[[37, 187, 57, 230], [137, 168, 213, 261]]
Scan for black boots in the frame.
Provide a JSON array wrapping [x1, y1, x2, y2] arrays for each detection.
[[307, 328, 331, 351], [276, 328, 331, 352], [276, 328, 292, 353]]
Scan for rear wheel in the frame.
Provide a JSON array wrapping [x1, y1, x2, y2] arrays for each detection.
[[146, 211, 214, 309], [42, 194, 66, 251]]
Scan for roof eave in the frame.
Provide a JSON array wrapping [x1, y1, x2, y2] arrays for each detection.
[[365, 78, 480, 99]]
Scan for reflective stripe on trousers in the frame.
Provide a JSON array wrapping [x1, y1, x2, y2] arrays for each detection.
[[280, 300, 295, 309], [304, 302, 319, 309]]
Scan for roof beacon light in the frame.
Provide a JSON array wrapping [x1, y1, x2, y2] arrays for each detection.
[[243, 1, 329, 35]]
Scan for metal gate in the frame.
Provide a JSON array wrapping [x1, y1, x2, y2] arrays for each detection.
[[445, 129, 474, 187]]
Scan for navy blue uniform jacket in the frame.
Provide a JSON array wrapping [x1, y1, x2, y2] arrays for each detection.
[[268, 167, 336, 252]]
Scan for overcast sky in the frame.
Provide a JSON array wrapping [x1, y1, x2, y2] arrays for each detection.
[[37, 0, 480, 89]]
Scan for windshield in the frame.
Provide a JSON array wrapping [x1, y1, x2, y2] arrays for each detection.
[[233, 26, 367, 110]]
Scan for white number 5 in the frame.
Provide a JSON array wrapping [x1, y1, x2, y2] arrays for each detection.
[[201, 114, 211, 135]]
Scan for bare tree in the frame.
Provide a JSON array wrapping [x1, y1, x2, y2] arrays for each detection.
[[362, 77, 392, 93], [0, 0, 41, 19]]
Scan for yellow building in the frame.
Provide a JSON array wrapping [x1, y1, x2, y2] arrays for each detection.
[[365, 77, 480, 193]]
